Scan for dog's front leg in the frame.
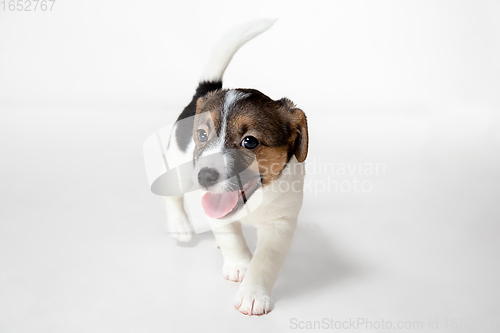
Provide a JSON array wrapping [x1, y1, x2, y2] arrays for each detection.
[[234, 218, 297, 316], [209, 220, 253, 282]]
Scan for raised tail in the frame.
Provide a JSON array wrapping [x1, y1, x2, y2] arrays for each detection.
[[174, 19, 277, 151], [199, 18, 277, 83]]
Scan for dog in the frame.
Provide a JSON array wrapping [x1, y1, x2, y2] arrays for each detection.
[[161, 19, 308, 316]]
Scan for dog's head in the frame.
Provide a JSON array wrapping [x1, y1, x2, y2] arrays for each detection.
[[192, 88, 308, 219]]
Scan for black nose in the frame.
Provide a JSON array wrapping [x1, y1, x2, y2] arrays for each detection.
[[198, 167, 220, 187]]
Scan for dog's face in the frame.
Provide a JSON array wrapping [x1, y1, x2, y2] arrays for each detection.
[[191, 88, 308, 219]]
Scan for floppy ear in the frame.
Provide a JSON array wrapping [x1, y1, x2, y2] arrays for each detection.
[[196, 96, 208, 114], [290, 108, 309, 162], [196, 90, 221, 113]]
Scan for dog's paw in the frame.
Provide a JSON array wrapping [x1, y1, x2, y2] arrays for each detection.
[[223, 260, 250, 282], [233, 287, 272, 316], [167, 215, 194, 243]]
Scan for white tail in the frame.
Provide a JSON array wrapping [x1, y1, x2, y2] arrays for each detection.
[[199, 19, 277, 83]]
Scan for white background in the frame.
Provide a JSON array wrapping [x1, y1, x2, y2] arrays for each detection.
[[1, 0, 500, 332]]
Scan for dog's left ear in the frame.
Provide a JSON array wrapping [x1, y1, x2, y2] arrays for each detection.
[[290, 107, 309, 162], [280, 98, 309, 162]]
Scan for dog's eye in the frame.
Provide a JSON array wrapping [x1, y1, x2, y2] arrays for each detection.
[[241, 136, 259, 149], [197, 129, 208, 142]]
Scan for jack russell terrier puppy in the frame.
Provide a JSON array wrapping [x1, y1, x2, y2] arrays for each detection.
[[162, 19, 308, 316]]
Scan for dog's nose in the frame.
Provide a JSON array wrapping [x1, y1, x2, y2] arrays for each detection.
[[198, 167, 220, 187]]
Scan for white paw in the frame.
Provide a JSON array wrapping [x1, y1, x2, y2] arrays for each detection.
[[233, 287, 272, 316], [222, 260, 250, 282], [167, 215, 193, 243]]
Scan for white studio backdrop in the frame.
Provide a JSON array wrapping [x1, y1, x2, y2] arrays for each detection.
[[1, 1, 500, 332], [1, 0, 499, 109]]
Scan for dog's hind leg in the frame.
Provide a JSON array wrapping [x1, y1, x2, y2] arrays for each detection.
[[163, 196, 194, 243]]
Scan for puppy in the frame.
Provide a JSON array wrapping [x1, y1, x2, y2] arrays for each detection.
[[162, 19, 308, 316]]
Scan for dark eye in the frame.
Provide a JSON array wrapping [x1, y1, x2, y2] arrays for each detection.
[[197, 129, 208, 142], [241, 136, 259, 149]]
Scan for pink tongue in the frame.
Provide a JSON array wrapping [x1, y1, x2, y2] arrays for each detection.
[[201, 191, 239, 219]]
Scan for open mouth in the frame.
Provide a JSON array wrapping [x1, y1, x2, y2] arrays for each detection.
[[201, 177, 260, 219]]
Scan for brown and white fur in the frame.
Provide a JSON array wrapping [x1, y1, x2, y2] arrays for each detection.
[[162, 19, 308, 316]]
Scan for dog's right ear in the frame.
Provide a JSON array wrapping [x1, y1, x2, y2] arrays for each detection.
[[196, 90, 220, 114], [196, 96, 208, 114]]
